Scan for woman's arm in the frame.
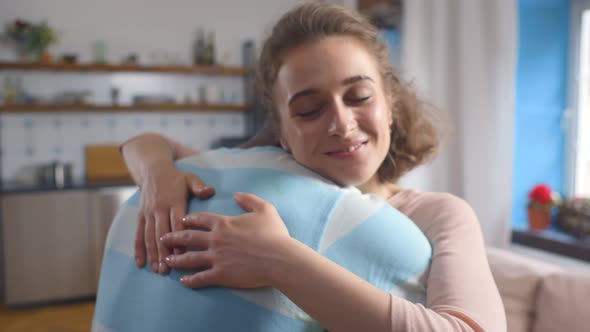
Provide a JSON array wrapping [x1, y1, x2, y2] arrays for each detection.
[[119, 125, 276, 275], [121, 132, 199, 186], [388, 192, 506, 332], [120, 133, 213, 274], [162, 193, 503, 332], [162, 192, 392, 332]]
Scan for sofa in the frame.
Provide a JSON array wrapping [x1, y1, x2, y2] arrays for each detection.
[[486, 247, 590, 332]]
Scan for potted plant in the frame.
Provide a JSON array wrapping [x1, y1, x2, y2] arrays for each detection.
[[1, 19, 58, 62], [527, 184, 560, 231]]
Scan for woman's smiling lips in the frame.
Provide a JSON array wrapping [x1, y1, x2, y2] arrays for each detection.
[[324, 141, 368, 158]]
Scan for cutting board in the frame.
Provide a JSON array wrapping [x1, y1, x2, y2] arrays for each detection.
[[85, 144, 132, 183]]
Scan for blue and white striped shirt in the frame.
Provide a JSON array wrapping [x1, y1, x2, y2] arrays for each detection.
[[93, 147, 432, 332]]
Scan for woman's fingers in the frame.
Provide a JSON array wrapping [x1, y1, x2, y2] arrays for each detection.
[[180, 269, 218, 288], [170, 204, 186, 233], [165, 251, 211, 270], [170, 204, 187, 255], [234, 192, 268, 213], [134, 212, 147, 267], [187, 174, 215, 199], [182, 212, 219, 229], [161, 229, 210, 248], [145, 214, 158, 272], [155, 211, 172, 275]]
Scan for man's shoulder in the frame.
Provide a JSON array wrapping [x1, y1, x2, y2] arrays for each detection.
[[177, 147, 330, 183]]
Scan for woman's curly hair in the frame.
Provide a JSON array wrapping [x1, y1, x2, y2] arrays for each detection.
[[257, 2, 441, 182]]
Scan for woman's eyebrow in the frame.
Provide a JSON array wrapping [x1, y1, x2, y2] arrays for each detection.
[[341, 75, 374, 85], [288, 88, 320, 106]]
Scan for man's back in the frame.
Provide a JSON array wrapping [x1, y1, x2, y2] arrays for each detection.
[[92, 147, 431, 332]]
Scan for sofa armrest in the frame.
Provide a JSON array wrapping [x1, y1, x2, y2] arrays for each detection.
[[533, 271, 590, 332], [486, 247, 561, 332]]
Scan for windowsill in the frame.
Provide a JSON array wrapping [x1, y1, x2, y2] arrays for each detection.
[[511, 229, 590, 263]]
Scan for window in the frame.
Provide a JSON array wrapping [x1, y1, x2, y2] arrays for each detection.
[[568, 2, 590, 198], [511, 0, 590, 262], [512, 0, 569, 231]]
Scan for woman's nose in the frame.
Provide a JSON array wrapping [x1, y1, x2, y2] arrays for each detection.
[[327, 105, 357, 137], [327, 102, 357, 136]]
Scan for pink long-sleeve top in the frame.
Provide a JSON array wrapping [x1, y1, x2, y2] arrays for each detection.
[[388, 189, 506, 332]]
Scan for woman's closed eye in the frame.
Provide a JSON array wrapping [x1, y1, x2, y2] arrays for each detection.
[[344, 86, 373, 105], [297, 108, 321, 118], [347, 95, 371, 104]]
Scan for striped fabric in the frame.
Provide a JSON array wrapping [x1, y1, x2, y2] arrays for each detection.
[[92, 147, 432, 332]]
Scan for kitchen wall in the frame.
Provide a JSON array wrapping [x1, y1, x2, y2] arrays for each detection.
[[0, 0, 357, 182]]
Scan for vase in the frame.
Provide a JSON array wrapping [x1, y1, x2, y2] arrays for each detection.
[[13, 44, 48, 63], [14, 45, 33, 62], [528, 207, 551, 231]]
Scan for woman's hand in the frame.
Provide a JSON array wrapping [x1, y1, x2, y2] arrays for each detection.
[[160, 192, 291, 288], [135, 162, 215, 274]]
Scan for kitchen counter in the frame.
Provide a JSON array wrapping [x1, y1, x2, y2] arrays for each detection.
[[1, 183, 137, 305], [0, 179, 137, 194]]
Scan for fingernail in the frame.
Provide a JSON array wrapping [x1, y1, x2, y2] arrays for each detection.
[[159, 236, 165, 242], [159, 262, 166, 272], [135, 257, 142, 266], [180, 276, 186, 283], [165, 255, 173, 263], [151, 262, 158, 272]]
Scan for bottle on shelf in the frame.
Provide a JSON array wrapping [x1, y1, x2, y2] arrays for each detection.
[[193, 28, 206, 66], [205, 31, 216, 66], [2, 76, 21, 104]]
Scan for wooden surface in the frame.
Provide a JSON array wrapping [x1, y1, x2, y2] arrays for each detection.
[[85, 145, 131, 183], [0, 61, 251, 76], [0, 301, 94, 332], [0, 103, 251, 113]]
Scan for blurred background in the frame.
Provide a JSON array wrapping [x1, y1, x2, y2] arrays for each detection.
[[0, 0, 588, 331]]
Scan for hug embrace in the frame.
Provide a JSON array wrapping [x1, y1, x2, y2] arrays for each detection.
[[92, 2, 505, 332]]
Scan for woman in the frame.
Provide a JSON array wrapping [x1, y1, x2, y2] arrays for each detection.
[[121, 3, 505, 331]]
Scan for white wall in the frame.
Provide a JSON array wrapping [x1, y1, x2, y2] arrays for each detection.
[[0, 0, 357, 182], [0, 0, 299, 65], [0, 0, 357, 64]]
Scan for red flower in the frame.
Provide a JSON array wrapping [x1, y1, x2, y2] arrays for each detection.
[[14, 19, 29, 30], [529, 184, 552, 204]]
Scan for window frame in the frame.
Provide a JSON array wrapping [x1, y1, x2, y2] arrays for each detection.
[[566, 0, 590, 197]]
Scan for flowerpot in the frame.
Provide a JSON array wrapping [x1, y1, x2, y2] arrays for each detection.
[[40, 52, 52, 64], [528, 208, 551, 231]]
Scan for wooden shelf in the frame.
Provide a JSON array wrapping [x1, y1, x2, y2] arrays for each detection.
[[0, 62, 251, 76], [0, 103, 250, 113]]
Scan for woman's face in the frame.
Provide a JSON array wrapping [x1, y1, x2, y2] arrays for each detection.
[[274, 36, 393, 190]]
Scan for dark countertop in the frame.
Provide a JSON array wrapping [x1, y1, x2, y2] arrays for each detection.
[[1, 179, 137, 194]]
